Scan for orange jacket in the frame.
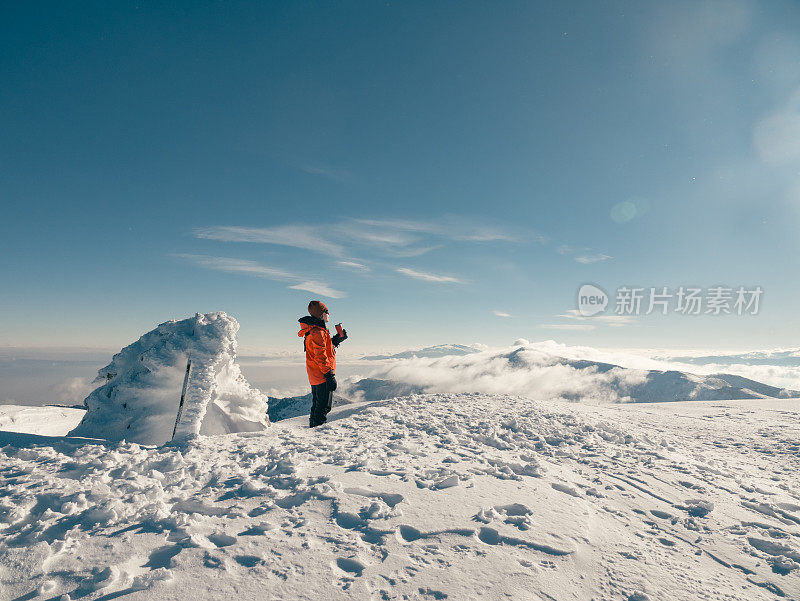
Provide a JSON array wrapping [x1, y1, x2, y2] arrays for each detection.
[[298, 317, 336, 385]]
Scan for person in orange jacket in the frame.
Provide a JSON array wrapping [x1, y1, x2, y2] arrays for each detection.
[[298, 300, 348, 427]]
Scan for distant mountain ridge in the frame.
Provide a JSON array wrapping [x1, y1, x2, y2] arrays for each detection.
[[361, 344, 481, 360], [266, 343, 800, 421], [659, 349, 800, 367]]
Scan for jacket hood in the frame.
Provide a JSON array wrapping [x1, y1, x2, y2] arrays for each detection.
[[298, 315, 327, 336]]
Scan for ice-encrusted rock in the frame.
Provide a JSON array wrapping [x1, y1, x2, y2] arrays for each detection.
[[69, 312, 269, 444]]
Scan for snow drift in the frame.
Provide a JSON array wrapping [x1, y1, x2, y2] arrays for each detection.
[[69, 312, 269, 445]]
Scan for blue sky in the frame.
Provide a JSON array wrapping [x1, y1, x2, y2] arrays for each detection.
[[1, 0, 799, 353]]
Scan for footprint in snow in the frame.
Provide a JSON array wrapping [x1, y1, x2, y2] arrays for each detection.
[[208, 532, 237, 547], [144, 545, 182, 569], [239, 521, 277, 536], [335, 557, 366, 576], [344, 487, 405, 508], [203, 552, 225, 569], [418, 587, 448, 599], [478, 527, 502, 545], [336, 512, 365, 530], [248, 503, 273, 517], [551, 482, 582, 497], [234, 555, 263, 567], [396, 525, 424, 543], [476, 527, 575, 556], [680, 499, 713, 517], [79, 565, 120, 592]]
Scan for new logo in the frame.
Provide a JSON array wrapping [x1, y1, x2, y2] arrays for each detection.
[[577, 284, 608, 317]]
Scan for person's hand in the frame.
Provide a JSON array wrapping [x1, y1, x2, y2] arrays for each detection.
[[332, 329, 348, 347], [324, 371, 337, 391]]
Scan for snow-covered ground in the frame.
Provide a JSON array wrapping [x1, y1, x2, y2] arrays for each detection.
[[1, 394, 798, 600], [0, 405, 84, 437]]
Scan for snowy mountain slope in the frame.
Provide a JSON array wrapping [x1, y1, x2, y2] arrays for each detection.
[[659, 349, 800, 367], [707, 373, 793, 398], [266, 343, 800, 422], [355, 343, 800, 403], [648, 348, 800, 392], [1, 395, 798, 600], [68, 313, 269, 445], [266, 392, 313, 422], [342, 378, 427, 404], [267, 392, 354, 422], [266, 380, 424, 423]]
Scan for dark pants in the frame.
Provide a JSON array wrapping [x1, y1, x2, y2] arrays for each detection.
[[309, 382, 333, 427]]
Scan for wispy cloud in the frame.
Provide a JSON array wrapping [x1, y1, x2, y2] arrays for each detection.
[[336, 260, 370, 271], [195, 225, 345, 257], [574, 253, 613, 264], [355, 217, 524, 243], [175, 254, 345, 298], [540, 323, 596, 331], [336, 225, 438, 256], [174, 254, 294, 279], [289, 281, 345, 298], [493, 310, 513, 318], [381, 245, 442, 258], [194, 217, 531, 262], [190, 217, 579, 290], [557, 244, 613, 264], [396, 267, 465, 284], [300, 165, 352, 182], [560, 309, 635, 327]]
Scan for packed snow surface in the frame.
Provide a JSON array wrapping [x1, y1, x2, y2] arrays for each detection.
[[1, 394, 798, 600], [68, 312, 269, 445]]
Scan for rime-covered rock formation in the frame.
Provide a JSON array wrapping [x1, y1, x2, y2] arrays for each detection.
[[69, 312, 269, 444]]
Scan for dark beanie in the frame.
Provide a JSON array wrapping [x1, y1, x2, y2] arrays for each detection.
[[308, 300, 328, 318]]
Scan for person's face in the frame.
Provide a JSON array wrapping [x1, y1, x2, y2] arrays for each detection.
[[323, 309, 330, 322]]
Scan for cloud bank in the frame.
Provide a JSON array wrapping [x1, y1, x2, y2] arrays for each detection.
[[342, 340, 800, 403]]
